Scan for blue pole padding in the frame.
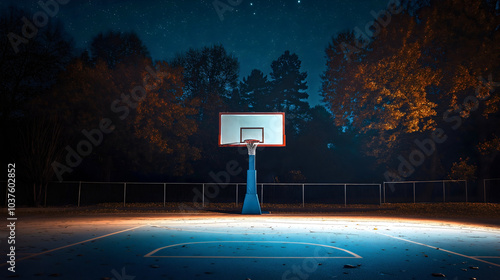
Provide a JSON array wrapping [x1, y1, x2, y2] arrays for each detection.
[[242, 154, 261, 214]]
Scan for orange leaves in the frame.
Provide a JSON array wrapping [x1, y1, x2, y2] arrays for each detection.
[[477, 135, 500, 156], [450, 66, 477, 95], [448, 157, 477, 181], [349, 37, 439, 136], [133, 62, 200, 174], [321, 0, 500, 168]]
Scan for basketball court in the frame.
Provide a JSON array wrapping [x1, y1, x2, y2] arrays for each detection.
[[1, 214, 499, 279], [2, 113, 498, 279]]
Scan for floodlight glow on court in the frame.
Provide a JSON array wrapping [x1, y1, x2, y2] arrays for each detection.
[[5, 215, 499, 279]]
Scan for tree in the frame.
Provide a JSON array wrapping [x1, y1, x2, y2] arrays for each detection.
[[448, 157, 477, 181], [322, 0, 500, 180], [171, 45, 240, 174], [42, 31, 176, 180], [19, 116, 64, 206], [0, 6, 74, 203], [269, 51, 310, 135], [0, 6, 74, 127], [42, 53, 202, 180], [295, 105, 338, 181], [134, 62, 201, 175], [324, 14, 440, 161], [90, 31, 150, 68], [239, 69, 271, 111], [37, 58, 126, 180], [171, 44, 239, 121]]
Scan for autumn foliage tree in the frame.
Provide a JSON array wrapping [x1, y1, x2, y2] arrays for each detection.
[[134, 62, 200, 175], [448, 157, 477, 181], [322, 0, 500, 180], [171, 45, 239, 173], [37, 31, 203, 180]]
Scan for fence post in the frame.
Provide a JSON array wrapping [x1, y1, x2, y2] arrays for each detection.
[[302, 184, 305, 207], [413, 182, 416, 204], [379, 184, 381, 205], [78, 181, 82, 207], [442, 181, 445, 202], [202, 183, 205, 207], [163, 183, 166, 207], [261, 184, 264, 204], [123, 183, 126, 207], [236, 184, 238, 206], [344, 184, 347, 207], [383, 182, 386, 203], [465, 181, 468, 203]]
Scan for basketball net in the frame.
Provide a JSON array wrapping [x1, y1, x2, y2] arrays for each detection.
[[245, 139, 259, 156]]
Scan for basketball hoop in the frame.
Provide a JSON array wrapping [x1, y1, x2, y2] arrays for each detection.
[[219, 112, 286, 215], [244, 139, 259, 155]]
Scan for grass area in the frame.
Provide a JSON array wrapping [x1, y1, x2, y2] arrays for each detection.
[[16, 202, 500, 219]]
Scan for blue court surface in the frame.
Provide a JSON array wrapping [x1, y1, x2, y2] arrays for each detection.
[[1, 214, 499, 279]]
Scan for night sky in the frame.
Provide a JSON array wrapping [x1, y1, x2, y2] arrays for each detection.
[[2, 0, 389, 105]]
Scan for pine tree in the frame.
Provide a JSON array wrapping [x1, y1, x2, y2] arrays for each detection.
[[239, 69, 271, 111], [269, 51, 310, 134]]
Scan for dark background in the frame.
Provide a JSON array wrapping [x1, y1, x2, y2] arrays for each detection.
[[1, 0, 499, 206]]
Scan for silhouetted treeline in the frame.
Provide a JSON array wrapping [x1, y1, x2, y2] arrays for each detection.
[[1, 0, 499, 206]]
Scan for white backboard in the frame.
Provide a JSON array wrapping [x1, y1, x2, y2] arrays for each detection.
[[219, 112, 286, 147]]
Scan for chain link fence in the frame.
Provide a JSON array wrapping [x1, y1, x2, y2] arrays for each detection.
[[2, 179, 498, 207]]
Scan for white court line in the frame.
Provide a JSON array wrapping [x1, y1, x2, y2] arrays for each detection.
[[375, 232, 500, 268], [147, 256, 360, 259], [145, 241, 362, 259], [0, 224, 147, 266]]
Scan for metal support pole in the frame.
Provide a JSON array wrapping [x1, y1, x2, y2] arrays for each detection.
[[413, 182, 416, 204], [78, 181, 81, 207], [465, 181, 468, 203], [202, 183, 205, 207], [123, 183, 126, 207], [236, 184, 238, 205], [242, 143, 261, 214], [344, 184, 347, 207], [442, 181, 445, 202], [163, 183, 166, 207], [302, 184, 305, 207]]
